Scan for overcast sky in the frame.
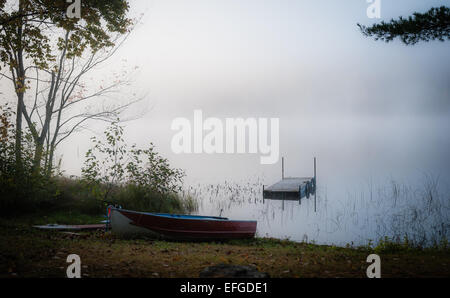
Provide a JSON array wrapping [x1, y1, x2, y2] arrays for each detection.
[[119, 0, 450, 117]]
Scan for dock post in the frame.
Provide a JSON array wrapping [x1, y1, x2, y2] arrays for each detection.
[[262, 185, 265, 204], [298, 185, 301, 205], [314, 157, 317, 212]]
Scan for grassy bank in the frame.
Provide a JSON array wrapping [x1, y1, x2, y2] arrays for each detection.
[[0, 176, 198, 220], [0, 213, 449, 278]]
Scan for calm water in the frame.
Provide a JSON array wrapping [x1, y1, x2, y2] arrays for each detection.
[[183, 115, 450, 247]]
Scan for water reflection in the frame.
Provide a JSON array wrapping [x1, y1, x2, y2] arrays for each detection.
[[185, 174, 449, 247]]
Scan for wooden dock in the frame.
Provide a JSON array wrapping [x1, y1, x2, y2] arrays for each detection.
[[263, 157, 317, 210], [263, 177, 315, 201]]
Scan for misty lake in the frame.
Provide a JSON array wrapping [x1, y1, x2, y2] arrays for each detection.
[[180, 114, 450, 247]]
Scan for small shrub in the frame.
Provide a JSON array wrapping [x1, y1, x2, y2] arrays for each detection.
[[81, 121, 192, 214]]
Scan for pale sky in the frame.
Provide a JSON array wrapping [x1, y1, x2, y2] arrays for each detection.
[[2, 0, 449, 185]]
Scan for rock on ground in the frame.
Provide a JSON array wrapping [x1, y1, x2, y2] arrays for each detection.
[[199, 264, 270, 278]]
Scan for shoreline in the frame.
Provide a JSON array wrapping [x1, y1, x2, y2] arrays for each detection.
[[1, 216, 448, 278]]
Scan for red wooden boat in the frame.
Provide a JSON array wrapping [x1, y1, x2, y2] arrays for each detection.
[[108, 206, 257, 240]]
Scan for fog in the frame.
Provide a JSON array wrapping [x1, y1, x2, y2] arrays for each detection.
[[7, 0, 450, 245]]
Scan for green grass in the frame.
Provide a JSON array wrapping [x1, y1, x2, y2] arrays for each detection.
[[24, 211, 105, 226], [52, 177, 198, 215], [0, 213, 449, 278], [1, 175, 198, 219]]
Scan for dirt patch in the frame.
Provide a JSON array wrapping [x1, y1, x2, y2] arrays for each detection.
[[0, 223, 449, 278]]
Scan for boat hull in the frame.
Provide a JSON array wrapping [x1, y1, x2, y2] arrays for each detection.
[[109, 207, 257, 240]]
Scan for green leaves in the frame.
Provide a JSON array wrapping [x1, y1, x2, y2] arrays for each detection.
[[357, 6, 450, 45], [358, 6, 450, 45], [0, 0, 132, 71], [82, 121, 185, 203]]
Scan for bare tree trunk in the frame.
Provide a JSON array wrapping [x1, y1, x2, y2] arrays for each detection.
[[14, 1, 25, 180], [33, 141, 44, 175], [18, 30, 141, 178], [44, 123, 51, 177], [15, 92, 23, 178], [27, 54, 59, 176], [46, 145, 54, 177]]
